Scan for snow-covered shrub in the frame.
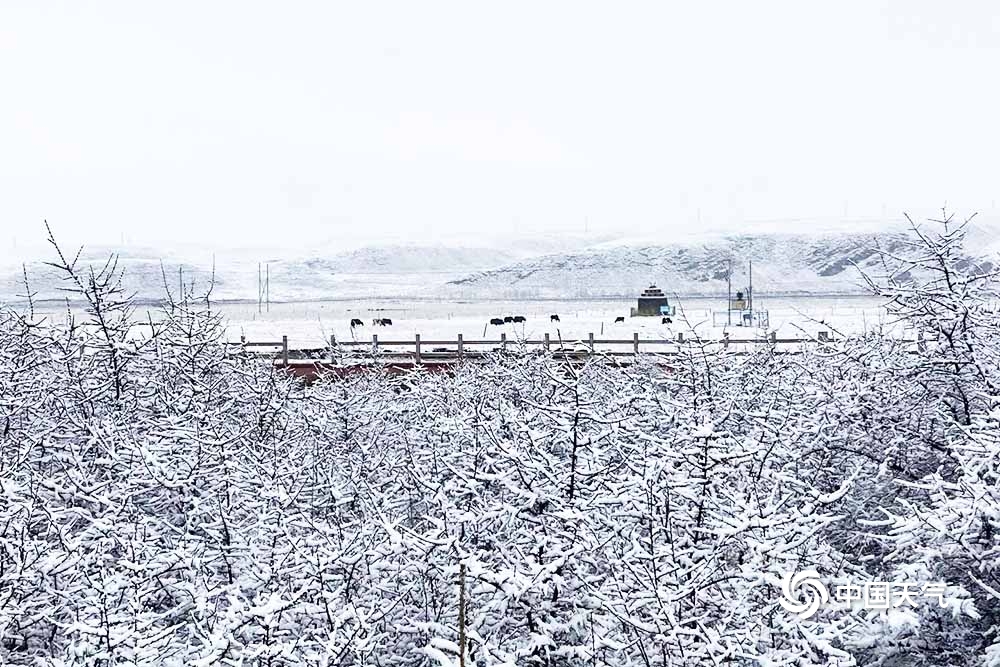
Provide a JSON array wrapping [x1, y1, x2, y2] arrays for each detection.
[[2, 213, 998, 665], [856, 211, 1000, 663]]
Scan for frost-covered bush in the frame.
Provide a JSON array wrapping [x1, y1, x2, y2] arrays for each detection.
[[862, 212, 1000, 663], [0, 214, 996, 665]]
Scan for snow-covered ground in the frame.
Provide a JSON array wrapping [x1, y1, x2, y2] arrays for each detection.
[[210, 295, 893, 351], [29, 295, 896, 352]]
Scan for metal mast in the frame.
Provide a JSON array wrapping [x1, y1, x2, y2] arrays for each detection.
[[726, 259, 732, 326]]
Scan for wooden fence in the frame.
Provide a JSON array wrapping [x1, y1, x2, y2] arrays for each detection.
[[236, 330, 891, 367]]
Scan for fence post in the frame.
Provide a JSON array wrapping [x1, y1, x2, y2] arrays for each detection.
[[414, 333, 421, 365], [544, 332, 550, 351], [633, 332, 639, 355], [372, 334, 378, 356], [457, 333, 464, 360], [500, 332, 506, 352], [330, 334, 336, 365], [281, 335, 289, 367], [769, 331, 777, 344], [588, 332, 595, 354], [677, 332, 684, 343], [723, 332, 730, 349]]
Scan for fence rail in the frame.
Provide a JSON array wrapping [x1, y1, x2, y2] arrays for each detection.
[[234, 330, 923, 367]]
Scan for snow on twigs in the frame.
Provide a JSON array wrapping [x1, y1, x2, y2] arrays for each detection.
[[0, 212, 998, 665]]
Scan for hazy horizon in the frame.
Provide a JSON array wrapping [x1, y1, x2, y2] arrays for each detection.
[[3, 1, 999, 251], [4, 211, 999, 267]]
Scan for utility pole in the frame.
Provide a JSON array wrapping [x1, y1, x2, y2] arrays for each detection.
[[258, 263, 262, 314], [266, 263, 270, 313], [748, 259, 753, 320], [726, 258, 732, 326]]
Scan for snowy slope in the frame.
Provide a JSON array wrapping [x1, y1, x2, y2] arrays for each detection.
[[0, 236, 605, 304], [445, 226, 1000, 298], [3, 222, 997, 304]]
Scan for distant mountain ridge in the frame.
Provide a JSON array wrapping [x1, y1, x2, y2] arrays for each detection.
[[444, 228, 999, 299], [2, 224, 997, 304], [0, 237, 602, 303]]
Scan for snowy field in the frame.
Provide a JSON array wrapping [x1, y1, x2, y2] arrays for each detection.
[[25, 295, 899, 352], [208, 295, 897, 350]]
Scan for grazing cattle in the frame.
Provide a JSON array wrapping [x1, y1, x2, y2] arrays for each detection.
[[350, 318, 364, 327], [550, 314, 560, 322], [614, 316, 625, 323], [512, 315, 526, 323], [503, 316, 514, 323], [662, 317, 672, 324], [372, 318, 393, 326], [489, 318, 504, 326]]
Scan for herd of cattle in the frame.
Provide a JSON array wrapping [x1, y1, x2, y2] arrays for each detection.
[[350, 318, 393, 327], [349, 314, 672, 329], [488, 315, 528, 326]]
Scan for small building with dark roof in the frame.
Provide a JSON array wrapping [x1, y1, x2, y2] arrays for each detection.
[[632, 284, 675, 316]]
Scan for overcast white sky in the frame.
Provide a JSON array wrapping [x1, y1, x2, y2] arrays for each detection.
[[2, 1, 998, 250]]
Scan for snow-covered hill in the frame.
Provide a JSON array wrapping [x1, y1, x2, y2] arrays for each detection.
[[0, 234, 610, 304], [3, 222, 997, 304], [445, 226, 1000, 299]]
